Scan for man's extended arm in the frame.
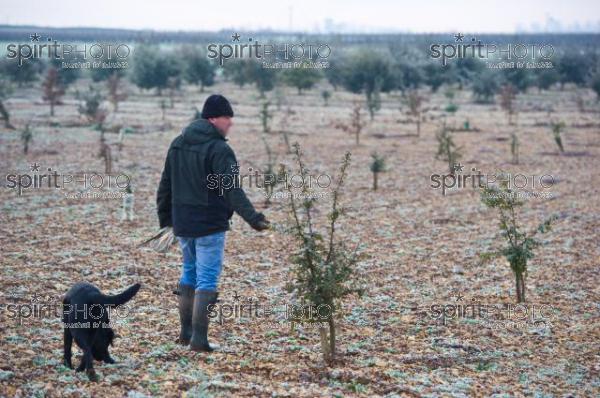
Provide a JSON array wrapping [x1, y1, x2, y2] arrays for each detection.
[[156, 152, 172, 228], [211, 144, 268, 230]]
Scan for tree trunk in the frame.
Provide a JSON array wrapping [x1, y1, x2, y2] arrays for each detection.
[[0, 101, 13, 128], [515, 272, 525, 303], [328, 317, 336, 361], [319, 324, 333, 364], [104, 145, 112, 175], [282, 131, 291, 154], [373, 172, 378, 191], [318, 317, 336, 364]]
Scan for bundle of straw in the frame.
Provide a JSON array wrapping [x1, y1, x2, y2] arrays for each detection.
[[137, 227, 176, 253]]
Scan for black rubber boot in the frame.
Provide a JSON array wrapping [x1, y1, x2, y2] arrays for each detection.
[[190, 290, 218, 352], [176, 283, 195, 345]]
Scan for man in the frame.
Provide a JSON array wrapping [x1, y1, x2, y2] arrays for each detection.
[[156, 94, 270, 352]]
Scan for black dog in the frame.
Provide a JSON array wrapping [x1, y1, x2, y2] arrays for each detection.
[[62, 282, 141, 381]]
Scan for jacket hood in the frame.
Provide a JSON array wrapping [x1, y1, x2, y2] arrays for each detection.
[[182, 118, 226, 145]]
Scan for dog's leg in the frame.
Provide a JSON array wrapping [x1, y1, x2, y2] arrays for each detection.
[[102, 348, 116, 364], [63, 328, 73, 369], [72, 332, 98, 381]]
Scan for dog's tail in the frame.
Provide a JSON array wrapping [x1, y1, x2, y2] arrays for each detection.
[[98, 283, 141, 306]]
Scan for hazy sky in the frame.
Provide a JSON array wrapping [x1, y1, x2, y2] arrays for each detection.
[[1, 0, 599, 33]]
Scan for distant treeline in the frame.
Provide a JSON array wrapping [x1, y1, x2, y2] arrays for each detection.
[[0, 24, 599, 47], [1, 26, 599, 124]]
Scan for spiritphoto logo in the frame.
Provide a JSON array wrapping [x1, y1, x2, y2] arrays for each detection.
[[5, 32, 131, 68], [0, 291, 135, 326], [428, 292, 556, 329], [207, 162, 332, 196], [3, 162, 131, 197], [207, 291, 333, 327], [430, 163, 555, 197], [430, 33, 554, 68], [207, 32, 331, 68]]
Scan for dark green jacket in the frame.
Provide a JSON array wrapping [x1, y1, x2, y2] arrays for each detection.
[[156, 118, 264, 237]]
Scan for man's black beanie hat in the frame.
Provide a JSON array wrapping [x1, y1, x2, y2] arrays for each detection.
[[201, 94, 234, 119]]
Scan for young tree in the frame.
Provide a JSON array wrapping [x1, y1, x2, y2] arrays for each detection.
[[78, 86, 105, 126], [589, 72, 600, 100], [511, 132, 520, 164], [260, 132, 282, 206], [503, 67, 534, 93], [247, 62, 277, 97], [335, 102, 365, 145], [324, 58, 344, 90], [338, 50, 395, 120], [49, 55, 81, 88], [166, 76, 181, 108], [98, 140, 113, 174], [370, 152, 386, 191], [321, 90, 331, 106], [259, 101, 273, 134], [90, 52, 126, 82], [0, 79, 15, 128], [283, 65, 321, 94], [480, 179, 556, 303], [452, 57, 485, 89], [536, 68, 560, 91], [106, 72, 128, 112], [557, 53, 590, 88], [21, 124, 33, 154], [284, 143, 364, 364], [366, 76, 382, 121], [121, 185, 135, 221], [278, 105, 294, 154], [423, 62, 449, 92], [550, 121, 566, 153], [183, 46, 216, 92], [118, 126, 134, 152], [471, 70, 499, 103], [222, 59, 250, 88], [42, 67, 65, 116], [132, 46, 181, 95], [405, 90, 424, 136], [499, 84, 517, 125], [444, 87, 459, 114], [1, 58, 43, 87], [392, 61, 423, 92], [435, 121, 462, 174], [78, 86, 110, 171], [160, 99, 168, 122]]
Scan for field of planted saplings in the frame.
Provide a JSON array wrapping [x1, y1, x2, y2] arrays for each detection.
[[0, 37, 599, 397]]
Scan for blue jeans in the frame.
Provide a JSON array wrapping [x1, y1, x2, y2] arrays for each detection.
[[177, 231, 226, 292]]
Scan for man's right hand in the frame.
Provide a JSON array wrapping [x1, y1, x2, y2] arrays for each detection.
[[251, 218, 271, 231]]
